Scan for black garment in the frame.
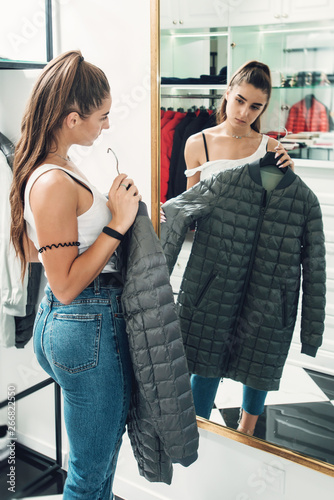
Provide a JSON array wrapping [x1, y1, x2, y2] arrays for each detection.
[[15, 263, 43, 348], [161, 66, 227, 86], [0, 132, 15, 168], [167, 111, 196, 200], [167, 110, 216, 199]]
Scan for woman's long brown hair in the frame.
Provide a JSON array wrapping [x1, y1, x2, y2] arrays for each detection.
[[10, 50, 110, 278], [216, 60, 272, 132]]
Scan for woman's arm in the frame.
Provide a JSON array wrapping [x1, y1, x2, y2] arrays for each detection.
[[30, 170, 140, 304], [184, 133, 204, 189]]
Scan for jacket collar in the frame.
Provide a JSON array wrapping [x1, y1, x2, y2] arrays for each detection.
[[247, 155, 296, 190]]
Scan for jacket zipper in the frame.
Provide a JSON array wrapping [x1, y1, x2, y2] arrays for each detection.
[[226, 188, 269, 362], [238, 189, 268, 307]]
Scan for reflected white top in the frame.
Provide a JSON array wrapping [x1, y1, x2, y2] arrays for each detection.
[[24, 164, 117, 272], [185, 134, 269, 181]]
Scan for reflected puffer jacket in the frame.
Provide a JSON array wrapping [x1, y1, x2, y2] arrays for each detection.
[[161, 157, 326, 392], [120, 202, 199, 485]]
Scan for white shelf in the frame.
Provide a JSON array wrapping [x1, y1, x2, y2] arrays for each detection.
[[161, 84, 227, 90], [294, 158, 334, 169]]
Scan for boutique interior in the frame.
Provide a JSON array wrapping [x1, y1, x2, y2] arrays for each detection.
[[1, 1, 334, 499]]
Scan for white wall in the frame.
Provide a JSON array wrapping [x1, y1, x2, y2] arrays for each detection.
[[53, 0, 152, 202], [114, 427, 334, 500]]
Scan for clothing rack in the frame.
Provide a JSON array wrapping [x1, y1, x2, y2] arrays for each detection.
[[0, 378, 65, 497]]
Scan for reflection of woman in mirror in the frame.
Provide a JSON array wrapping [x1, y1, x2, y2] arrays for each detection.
[[10, 50, 141, 498], [175, 61, 296, 436], [185, 60, 294, 190]]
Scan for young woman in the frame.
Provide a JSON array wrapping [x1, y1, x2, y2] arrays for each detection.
[[10, 50, 141, 499], [183, 61, 294, 436]]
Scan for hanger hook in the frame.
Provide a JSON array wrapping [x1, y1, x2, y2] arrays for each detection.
[[107, 148, 120, 175]]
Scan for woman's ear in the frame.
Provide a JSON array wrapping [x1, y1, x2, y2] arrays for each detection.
[[64, 111, 81, 130]]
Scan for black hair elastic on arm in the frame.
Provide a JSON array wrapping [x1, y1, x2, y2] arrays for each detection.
[[38, 241, 80, 253]]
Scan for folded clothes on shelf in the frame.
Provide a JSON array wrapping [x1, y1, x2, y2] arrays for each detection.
[[161, 66, 227, 86], [312, 132, 334, 147]]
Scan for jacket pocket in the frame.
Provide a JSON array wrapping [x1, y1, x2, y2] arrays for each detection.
[[194, 273, 217, 308], [280, 283, 287, 328]]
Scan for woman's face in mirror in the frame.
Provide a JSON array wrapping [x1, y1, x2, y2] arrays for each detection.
[[225, 82, 268, 129]]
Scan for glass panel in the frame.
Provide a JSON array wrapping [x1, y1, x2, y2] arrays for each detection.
[[230, 22, 334, 163], [161, 29, 228, 82], [0, 0, 47, 65]]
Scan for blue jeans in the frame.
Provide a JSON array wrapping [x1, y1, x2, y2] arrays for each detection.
[[33, 282, 133, 500], [190, 374, 267, 420]]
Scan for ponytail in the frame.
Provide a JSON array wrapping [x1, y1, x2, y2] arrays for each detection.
[[217, 60, 272, 132], [10, 50, 110, 278]]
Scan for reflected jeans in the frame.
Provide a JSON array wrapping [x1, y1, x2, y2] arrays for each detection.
[[33, 282, 133, 500], [190, 374, 267, 420]]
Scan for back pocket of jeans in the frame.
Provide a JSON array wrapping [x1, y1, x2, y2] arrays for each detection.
[[50, 313, 102, 373]]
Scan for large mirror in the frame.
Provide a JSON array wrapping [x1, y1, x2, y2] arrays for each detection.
[[151, 0, 334, 477]]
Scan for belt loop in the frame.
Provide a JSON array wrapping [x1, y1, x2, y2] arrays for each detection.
[[94, 275, 101, 295], [46, 285, 54, 307]]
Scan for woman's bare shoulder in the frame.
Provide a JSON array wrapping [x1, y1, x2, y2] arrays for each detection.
[[203, 124, 224, 137], [30, 166, 75, 191], [185, 133, 207, 168], [185, 132, 204, 154], [186, 125, 222, 150], [30, 168, 78, 212]]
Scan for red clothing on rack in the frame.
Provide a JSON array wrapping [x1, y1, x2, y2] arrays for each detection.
[[160, 109, 174, 129], [285, 97, 329, 134], [160, 111, 186, 203]]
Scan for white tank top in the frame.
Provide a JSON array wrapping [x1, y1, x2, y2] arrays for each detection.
[[24, 164, 118, 272], [185, 134, 269, 181]]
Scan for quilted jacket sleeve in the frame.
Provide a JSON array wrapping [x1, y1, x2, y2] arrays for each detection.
[[300, 195, 326, 356], [161, 174, 221, 273], [121, 202, 199, 483]]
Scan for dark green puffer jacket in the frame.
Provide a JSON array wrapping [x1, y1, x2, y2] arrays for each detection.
[[161, 157, 326, 391]]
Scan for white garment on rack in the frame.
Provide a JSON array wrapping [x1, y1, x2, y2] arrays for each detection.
[[185, 134, 269, 180], [0, 151, 28, 348]]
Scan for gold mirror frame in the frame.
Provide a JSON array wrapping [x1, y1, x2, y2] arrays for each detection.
[[150, 0, 334, 478]]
